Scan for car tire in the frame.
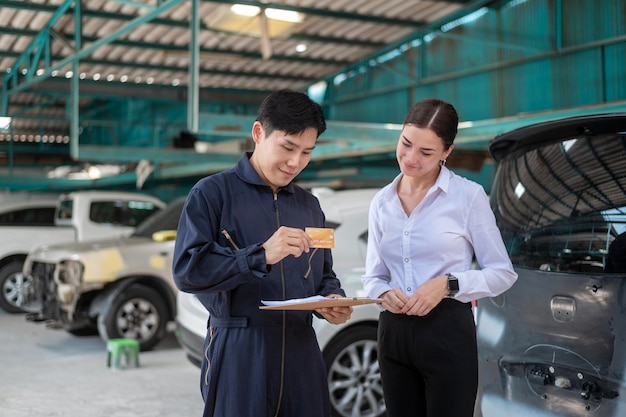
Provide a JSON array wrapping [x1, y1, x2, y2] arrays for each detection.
[[323, 325, 387, 417], [0, 260, 28, 314], [97, 284, 167, 351]]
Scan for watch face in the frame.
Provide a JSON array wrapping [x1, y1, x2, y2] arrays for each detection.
[[447, 274, 459, 292]]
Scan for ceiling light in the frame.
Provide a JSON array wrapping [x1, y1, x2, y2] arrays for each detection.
[[265, 8, 303, 23], [295, 43, 307, 53], [231, 4, 260, 17], [208, 4, 305, 39]]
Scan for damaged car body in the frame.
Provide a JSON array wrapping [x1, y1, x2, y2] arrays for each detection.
[[477, 113, 626, 416], [21, 198, 185, 351]]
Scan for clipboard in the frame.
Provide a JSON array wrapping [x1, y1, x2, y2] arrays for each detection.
[[259, 296, 382, 310]]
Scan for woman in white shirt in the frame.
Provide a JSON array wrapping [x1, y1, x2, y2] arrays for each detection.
[[361, 98, 517, 417]]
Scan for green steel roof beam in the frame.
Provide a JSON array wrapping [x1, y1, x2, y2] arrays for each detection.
[[8, 96, 64, 119], [106, 0, 157, 10], [75, 145, 240, 163], [0, 144, 69, 154], [1, 51, 319, 81], [0, 28, 354, 66], [5, 0, 74, 91], [433, 30, 547, 53], [4, 0, 187, 96], [0, 1, 386, 50], [0, 1, 59, 12]]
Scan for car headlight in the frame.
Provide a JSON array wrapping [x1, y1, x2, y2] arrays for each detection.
[[55, 260, 84, 286]]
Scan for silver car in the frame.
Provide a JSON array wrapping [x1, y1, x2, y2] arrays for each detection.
[[175, 188, 387, 417], [477, 113, 626, 416]]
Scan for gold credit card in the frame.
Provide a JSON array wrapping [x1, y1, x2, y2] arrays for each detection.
[[305, 227, 335, 248]]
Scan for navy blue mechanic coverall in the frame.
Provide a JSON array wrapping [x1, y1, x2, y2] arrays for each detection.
[[173, 152, 346, 417]]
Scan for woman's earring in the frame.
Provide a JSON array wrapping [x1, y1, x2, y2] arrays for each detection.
[[440, 159, 447, 166]]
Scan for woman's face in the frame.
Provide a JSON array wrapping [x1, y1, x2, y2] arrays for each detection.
[[396, 124, 453, 178]]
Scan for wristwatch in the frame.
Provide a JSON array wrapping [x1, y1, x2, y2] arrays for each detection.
[[446, 273, 459, 297]]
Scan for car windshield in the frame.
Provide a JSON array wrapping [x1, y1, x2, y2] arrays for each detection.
[[132, 197, 185, 238], [492, 130, 626, 273]]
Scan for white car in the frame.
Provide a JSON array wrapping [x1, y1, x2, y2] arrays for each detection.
[[175, 188, 387, 417], [0, 197, 58, 312]]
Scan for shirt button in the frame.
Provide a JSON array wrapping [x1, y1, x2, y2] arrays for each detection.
[[404, 258, 409, 263], [407, 287, 412, 292], [404, 231, 409, 235]]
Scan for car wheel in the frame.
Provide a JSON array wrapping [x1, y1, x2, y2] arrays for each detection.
[[323, 325, 386, 417], [97, 284, 167, 351], [0, 260, 29, 313]]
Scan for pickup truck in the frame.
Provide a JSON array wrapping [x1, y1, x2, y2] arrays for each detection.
[[21, 197, 184, 351], [0, 191, 165, 313]]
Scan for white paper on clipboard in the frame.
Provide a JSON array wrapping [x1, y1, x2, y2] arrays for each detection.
[[259, 295, 382, 310]]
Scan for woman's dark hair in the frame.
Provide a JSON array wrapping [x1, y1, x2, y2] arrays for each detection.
[[403, 98, 459, 149], [256, 89, 327, 138]]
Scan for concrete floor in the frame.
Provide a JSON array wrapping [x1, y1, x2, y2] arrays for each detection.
[[0, 308, 204, 417]]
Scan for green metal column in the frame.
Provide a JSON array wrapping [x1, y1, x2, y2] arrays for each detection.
[[70, 0, 81, 160], [188, 0, 199, 133]]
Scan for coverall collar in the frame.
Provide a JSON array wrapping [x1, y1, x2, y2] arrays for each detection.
[[234, 152, 296, 194]]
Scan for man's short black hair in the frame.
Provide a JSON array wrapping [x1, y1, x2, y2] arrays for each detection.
[[256, 89, 327, 138]]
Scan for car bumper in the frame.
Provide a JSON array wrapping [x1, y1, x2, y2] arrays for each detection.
[[176, 320, 204, 368]]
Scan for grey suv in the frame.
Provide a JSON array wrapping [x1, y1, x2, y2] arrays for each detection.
[[477, 113, 626, 416]]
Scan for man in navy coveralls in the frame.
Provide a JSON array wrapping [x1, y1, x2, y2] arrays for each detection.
[[173, 90, 353, 417]]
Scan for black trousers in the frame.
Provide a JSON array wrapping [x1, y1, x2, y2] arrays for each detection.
[[378, 299, 477, 417]]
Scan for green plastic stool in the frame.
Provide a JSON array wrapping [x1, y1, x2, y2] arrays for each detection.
[[106, 338, 140, 369]]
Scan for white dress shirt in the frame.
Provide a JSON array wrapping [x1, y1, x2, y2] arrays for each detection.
[[361, 166, 517, 305]]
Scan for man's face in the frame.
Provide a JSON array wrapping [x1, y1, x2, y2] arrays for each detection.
[[250, 121, 317, 192]]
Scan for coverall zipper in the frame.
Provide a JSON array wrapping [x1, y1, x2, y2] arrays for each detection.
[[273, 191, 287, 417]]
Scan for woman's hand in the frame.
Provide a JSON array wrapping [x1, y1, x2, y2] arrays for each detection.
[[380, 288, 410, 314], [402, 275, 448, 316]]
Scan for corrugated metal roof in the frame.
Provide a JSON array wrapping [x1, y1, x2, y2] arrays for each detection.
[[1, 0, 480, 138]]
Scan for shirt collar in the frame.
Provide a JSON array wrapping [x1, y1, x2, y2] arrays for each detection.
[[437, 165, 452, 193], [384, 165, 452, 197]]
